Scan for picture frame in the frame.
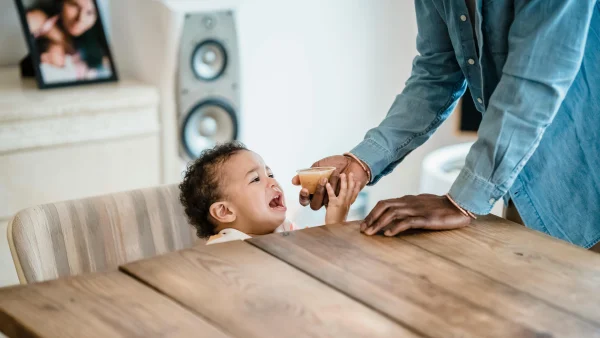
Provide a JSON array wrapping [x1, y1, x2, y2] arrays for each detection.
[[13, 0, 118, 89]]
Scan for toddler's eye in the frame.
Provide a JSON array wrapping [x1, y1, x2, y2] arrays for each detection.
[[268, 174, 274, 178], [251, 177, 260, 183]]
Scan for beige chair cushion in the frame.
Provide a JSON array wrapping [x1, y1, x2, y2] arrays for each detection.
[[8, 184, 201, 284]]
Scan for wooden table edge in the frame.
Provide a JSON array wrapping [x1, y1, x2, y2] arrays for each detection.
[[0, 270, 233, 338]]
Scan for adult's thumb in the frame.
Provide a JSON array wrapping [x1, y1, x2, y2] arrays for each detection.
[[291, 175, 301, 185]]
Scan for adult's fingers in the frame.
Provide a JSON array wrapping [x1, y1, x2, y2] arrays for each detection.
[[299, 188, 310, 207], [364, 208, 413, 236], [292, 175, 301, 186], [310, 177, 327, 210], [361, 199, 405, 231], [383, 217, 427, 237]]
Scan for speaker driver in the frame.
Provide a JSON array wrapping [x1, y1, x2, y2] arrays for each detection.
[[182, 100, 238, 159], [191, 40, 227, 81]]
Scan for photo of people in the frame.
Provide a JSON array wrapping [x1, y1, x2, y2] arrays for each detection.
[[15, 0, 117, 88]]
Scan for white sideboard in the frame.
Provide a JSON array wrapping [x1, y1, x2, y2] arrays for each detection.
[[0, 67, 162, 287]]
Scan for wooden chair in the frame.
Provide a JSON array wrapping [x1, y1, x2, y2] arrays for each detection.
[[7, 184, 201, 284]]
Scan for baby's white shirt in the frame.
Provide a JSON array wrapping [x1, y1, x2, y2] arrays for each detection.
[[205, 219, 305, 245]]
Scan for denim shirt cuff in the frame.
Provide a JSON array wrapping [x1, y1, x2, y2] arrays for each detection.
[[349, 138, 393, 185], [448, 168, 505, 215]]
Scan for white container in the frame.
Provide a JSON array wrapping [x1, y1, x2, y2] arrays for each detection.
[[420, 142, 503, 216]]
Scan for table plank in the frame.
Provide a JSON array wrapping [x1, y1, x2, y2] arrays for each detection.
[[400, 215, 600, 324], [121, 240, 418, 338], [0, 271, 229, 338], [249, 222, 600, 338]]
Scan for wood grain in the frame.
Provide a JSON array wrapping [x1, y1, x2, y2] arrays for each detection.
[[0, 271, 228, 338], [121, 240, 417, 338], [250, 222, 600, 338], [400, 215, 600, 324]]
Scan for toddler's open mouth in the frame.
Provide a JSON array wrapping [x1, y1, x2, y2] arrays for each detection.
[[269, 193, 287, 211]]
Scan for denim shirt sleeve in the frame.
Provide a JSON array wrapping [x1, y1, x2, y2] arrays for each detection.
[[449, 0, 597, 215], [350, 0, 466, 184]]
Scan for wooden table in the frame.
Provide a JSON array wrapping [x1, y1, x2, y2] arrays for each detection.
[[1, 215, 600, 338]]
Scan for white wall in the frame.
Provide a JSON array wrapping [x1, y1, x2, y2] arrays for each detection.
[[0, 0, 27, 66]]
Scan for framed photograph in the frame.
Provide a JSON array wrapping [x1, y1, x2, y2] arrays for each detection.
[[13, 0, 118, 89]]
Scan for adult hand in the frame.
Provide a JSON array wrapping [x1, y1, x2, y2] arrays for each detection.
[[361, 194, 471, 236], [292, 155, 369, 210]]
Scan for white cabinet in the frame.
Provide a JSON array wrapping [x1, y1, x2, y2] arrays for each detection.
[[0, 67, 161, 286]]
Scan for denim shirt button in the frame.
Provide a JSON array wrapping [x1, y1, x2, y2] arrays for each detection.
[[477, 97, 483, 103], [489, 198, 495, 205], [468, 59, 476, 65], [460, 15, 467, 22]]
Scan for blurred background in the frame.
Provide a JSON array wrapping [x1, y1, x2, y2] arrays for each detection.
[[0, 0, 485, 287]]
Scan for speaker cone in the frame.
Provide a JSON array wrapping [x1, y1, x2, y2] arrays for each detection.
[[182, 100, 238, 159], [191, 40, 227, 81]]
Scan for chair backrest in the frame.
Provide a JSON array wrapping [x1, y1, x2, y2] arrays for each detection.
[[7, 184, 202, 284]]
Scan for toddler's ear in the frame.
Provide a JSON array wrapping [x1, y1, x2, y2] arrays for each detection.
[[209, 202, 236, 224]]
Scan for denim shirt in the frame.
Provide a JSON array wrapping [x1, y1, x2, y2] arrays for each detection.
[[351, 0, 600, 248]]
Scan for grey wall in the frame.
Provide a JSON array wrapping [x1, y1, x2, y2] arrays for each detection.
[[0, 0, 28, 66]]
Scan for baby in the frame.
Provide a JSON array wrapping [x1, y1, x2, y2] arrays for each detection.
[[37, 37, 67, 68], [36, 37, 86, 83], [179, 142, 360, 245]]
